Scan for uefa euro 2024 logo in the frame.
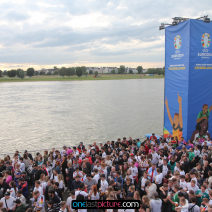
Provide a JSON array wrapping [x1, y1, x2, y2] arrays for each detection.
[[174, 35, 181, 50], [201, 33, 211, 48]]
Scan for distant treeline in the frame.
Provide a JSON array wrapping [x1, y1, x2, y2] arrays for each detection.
[[0, 65, 165, 78]]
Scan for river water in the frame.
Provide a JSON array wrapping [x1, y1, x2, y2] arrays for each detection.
[[0, 79, 164, 153]]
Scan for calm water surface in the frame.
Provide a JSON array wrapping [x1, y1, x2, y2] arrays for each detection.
[[0, 79, 164, 153]]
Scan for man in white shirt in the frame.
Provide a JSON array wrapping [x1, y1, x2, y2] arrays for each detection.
[[0, 191, 16, 211], [151, 149, 160, 164], [185, 180, 199, 193], [130, 162, 138, 180], [93, 169, 100, 184], [19, 157, 25, 173], [33, 180, 43, 195], [101, 148, 107, 158], [50, 170, 59, 182], [155, 168, 163, 193], [67, 191, 76, 212], [160, 159, 171, 177], [100, 174, 108, 193], [75, 183, 88, 198]]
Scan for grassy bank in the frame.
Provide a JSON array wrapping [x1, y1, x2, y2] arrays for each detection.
[[0, 74, 164, 82]]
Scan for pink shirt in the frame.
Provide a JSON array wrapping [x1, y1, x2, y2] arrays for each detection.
[[6, 175, 12, 185], [67, 149, 73, 155], [135, 162, 139, 168]]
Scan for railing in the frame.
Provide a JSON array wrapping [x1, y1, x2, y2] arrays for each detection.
[[0, 137, 146, 158]]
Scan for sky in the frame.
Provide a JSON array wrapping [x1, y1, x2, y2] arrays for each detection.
[[0, 0, 211, 70]]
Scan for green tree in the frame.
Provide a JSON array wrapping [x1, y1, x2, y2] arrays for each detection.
[[66, 68, 72, 77], [59, 67, 66, 77], [53, 66, 58, 70], [0, 70, 2, 77], [89, 70, 93, 75], [111, 69, 116, 74], [69, 67, 75, 76], [118, 65, 125, 74], [137, 66, 143, 74], [16, 68, 23, 78], [27, 68, 34, 77], [40, 71, 45, 75], [19, 70, 25, 79], [7, 69, 16, 78], [76, 67, 83, 77], [53, 71, 58, 75], [129, 69, 133, 74], [94, 71, 98, 77], [81, 66, 87, 74], [85, 72, 88, 76]]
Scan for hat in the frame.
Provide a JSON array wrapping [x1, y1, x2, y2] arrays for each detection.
[[32, 164, 37, 167], [15, 172, 21, 175], [80, 142, 83, 145], [130, 153, 134, 156], [24, 150, 27, 153], [18, 178, 24, 182], [14, 199, 21, 204], [5, 192, 10, 196], [5, 161, 10, 165]]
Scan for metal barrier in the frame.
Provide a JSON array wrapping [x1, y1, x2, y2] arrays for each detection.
[[0, 137, 146, 158]]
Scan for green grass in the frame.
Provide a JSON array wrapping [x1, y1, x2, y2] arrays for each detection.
[[0, 74, 164, 82]]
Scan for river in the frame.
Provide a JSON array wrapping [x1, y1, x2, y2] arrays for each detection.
[[0, 79, 164, 153]]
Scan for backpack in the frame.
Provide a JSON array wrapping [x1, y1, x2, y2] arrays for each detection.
[[189, 204, 196, 212]]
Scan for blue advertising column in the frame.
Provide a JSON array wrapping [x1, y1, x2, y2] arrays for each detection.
[[164, 19, 212, 141]]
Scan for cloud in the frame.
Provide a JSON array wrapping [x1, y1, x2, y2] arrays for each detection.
[[0, 0, 211, 69]]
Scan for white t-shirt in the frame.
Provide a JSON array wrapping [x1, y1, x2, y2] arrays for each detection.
[[93, 174, 100, 184], [89, 191, 99, 200], [75, 190, 88, 197], [100, 180, 109, 193], [186, 183, 199, 193], [102, 152, 107, 158], [141, 177, 147, 190], [162, 165, 169, 177], [59, 180, 64, 189], [180, 180, 187, 189], [67, 196, 76, 212], [155, 173, 163, 184], [50, 174, 58, 182], [130, 166, 138, 178], [33, 186, 43, 195]]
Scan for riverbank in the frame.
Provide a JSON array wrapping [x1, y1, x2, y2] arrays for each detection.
[[0, 74, 164, 82]]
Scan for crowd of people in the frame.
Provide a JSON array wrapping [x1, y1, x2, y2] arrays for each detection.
[[0, 134, 212, 212]]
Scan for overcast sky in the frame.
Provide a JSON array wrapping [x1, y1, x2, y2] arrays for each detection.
[[0, 0, 211, 70]]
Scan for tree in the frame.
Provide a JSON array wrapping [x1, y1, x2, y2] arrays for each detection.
[[40, 71, 45, 75], [69, 67, 75, 76], [85, 72, 88, 76], [59, 67, 66, 77], [111, 69, 116, 74], [19, 70, 25, 79], [89, 70, 93, 75], [53, 66, 58, 70], [0, 70, 2, 77], [118, 65, 125, 74], [27, 68, 34, 77], [137, 66, 143, 74], [16, 68, 23, 78], [7, 69, 16, 78], [76, 67, 83, 77], [94, 71, 98, 77], [81, 66, 87, 75], [129, 69, 133, 74], [53, 71, 58, 75], [66, 68, 72, 77]]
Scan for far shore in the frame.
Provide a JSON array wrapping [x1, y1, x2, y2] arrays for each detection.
[[0, 74, 164, 83]]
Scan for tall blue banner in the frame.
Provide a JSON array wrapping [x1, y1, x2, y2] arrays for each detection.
[[164, 19, 212, 141]]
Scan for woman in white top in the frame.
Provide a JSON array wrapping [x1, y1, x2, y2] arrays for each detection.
[[88, 185, 99, 203], [58, 174, 65, 191], [39, 173, 48, 192], [9, 181, 17, 198], [125, 169, 134, 184], [105, 155, 112, 168]]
